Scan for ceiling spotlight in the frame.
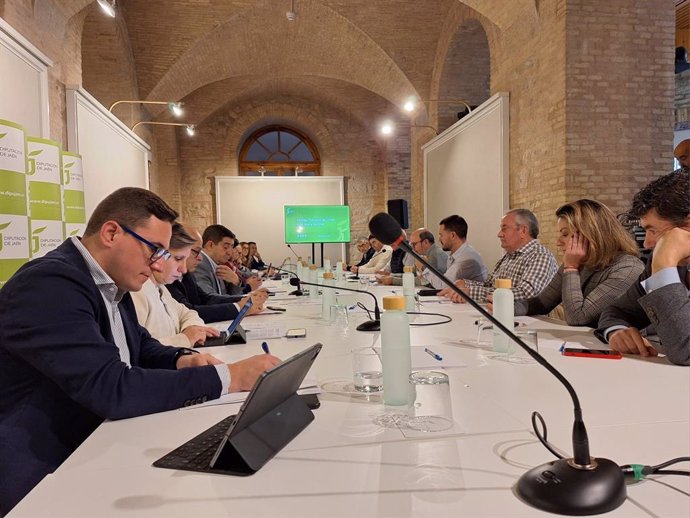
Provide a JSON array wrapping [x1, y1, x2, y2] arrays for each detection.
[[185, 125, 196, 137], [168, 102, 184, 118], [380, 122, 394, 135], [403, 100, 416, 113], [96, 0, 116, 18], [286, 0, 296, 21]]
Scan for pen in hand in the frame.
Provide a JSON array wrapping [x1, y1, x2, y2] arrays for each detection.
[[261, 341, 270, 354], [424, 347, 443, 361]]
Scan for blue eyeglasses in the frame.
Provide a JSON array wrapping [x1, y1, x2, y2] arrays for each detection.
[[119, 224, 172, 264]]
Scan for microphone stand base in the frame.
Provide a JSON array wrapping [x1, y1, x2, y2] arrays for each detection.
[[516, 457, 626, 515], [288, 289, 303, 296], [356, 320, 380, 332]]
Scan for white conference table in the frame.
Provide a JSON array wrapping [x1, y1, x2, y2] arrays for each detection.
[[10, 282, 690, 517]]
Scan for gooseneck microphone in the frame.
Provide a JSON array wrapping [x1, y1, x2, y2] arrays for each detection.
[[289, 277, 381, 331], [368, 212, 626, 516], [269, 265, 303, 296]]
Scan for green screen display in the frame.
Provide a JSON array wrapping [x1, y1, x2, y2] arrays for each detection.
[[284, 205, 351, 244]]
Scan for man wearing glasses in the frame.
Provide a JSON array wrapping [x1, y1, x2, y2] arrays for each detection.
[[0, 187, 280, 515]]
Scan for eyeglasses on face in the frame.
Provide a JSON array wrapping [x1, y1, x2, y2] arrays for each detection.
[[119, 224, 172, 264], [190, 247, 202, 258]]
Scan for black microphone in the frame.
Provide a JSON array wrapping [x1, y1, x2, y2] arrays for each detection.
[[369, 212, 626, 516], [289, 277, 380, 331], [270, 265, 303, 296], [287, 244, 301, 262]]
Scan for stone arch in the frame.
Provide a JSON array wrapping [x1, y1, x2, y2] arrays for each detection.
[[81, 2, 141, 128], [145, 0, 416, 110], [176, 100, 387, 241], [436, 18, 491, 131]]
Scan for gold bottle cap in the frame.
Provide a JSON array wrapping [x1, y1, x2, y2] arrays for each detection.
[[309, 264, 317, 270], [495, 278, 512, 289], [403, 266, 414, 273], [382, 295, 406, 310], [323, 272, 334, 280]]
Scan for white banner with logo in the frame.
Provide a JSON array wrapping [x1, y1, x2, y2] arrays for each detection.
[[0, 119, 29, 287]]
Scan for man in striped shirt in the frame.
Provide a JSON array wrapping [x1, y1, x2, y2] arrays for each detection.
[[440, 209, 558, 303]]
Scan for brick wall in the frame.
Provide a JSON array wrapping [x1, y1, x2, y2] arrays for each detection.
[[564, 0, 674, 221]]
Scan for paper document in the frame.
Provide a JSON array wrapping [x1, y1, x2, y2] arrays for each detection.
[[244, 326, 286, 339], [182, 379, 320, 410]]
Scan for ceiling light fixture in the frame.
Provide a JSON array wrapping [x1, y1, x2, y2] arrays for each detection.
[[130, 121, 197, 136], [379, 121, 437, 136], [402, 96, 474, 115], [96, 0, 116, 18], [286, 0, 296, 21], [109, 100, 184, 118]]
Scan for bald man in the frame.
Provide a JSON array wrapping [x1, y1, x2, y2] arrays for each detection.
[[674, 139, 690, 172]]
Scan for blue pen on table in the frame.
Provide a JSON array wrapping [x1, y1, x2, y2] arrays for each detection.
[[261, 341, 270, 354], [559, 341, 566, 353], [424, 347, 443, 361]]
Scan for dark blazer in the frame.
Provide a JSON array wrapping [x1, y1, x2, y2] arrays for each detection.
[[0, 240, 222, 514], [168, 273, 240, 323], [596, 262, 689, 366]]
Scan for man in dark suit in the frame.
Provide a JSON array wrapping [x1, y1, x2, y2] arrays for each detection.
[[168, 226, 268, 323], [597, 171, 690, 366], [347, 236, 375, 270], [0, 188, 280, 514]]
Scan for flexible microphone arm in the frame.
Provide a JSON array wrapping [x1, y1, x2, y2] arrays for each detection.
[[286, 244, 301, 261], [270, 265, 303, 296], [369, 212, 625, 515], [290, 277, 381, 331]]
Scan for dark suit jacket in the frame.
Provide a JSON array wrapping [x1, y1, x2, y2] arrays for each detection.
[[0, 240, 222, 514], [349, 247, 374, 270], [596, 261, 689, 366], [168, 273, 240, 323]]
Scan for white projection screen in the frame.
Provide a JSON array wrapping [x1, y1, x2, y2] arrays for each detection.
[[215, 176, 346, 266], [66, 88, 150, 218], [0, 18, 51, 137], [424, 92, 509, 269]]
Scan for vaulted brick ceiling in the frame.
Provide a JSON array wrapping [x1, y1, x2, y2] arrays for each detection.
[[82, 0, 535, 127]]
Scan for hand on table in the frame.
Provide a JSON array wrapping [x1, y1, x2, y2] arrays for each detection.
[[609, 328, 659, 357], [176, 351, 224, 369]]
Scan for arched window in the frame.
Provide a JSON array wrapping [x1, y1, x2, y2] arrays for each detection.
[[239, 126, 320, 176]]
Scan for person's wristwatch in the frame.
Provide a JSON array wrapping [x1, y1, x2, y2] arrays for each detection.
[[173, 347, 199, 369]]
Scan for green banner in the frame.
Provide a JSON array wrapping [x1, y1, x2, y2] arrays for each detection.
[[63, 189, 85, 224]]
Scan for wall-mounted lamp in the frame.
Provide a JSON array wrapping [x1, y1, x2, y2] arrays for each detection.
[[379, 120, 438, 136], [109, 100, 184, 118], [402, 97, 474, 116], [96, 0, 116, 17], [131, 121, 196, 136]]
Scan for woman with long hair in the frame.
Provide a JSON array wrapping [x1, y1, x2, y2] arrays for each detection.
[[514, 199, 644, 326]]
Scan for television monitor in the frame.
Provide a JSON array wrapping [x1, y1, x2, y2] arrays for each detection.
[[284, 205, 351, 244]]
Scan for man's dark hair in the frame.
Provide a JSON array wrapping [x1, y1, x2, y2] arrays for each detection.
[[248, 241, 256, 246], [439, 215, 468, 240], [84, 187, 177, 237], [202, 224, 235, 246], [419, 230, 435, 244], [676, 46, 688, 62], [630, 171, 690, 226]]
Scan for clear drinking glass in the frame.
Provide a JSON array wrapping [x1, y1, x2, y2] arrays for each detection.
[[352, 347, 383, 393], [405, 371, 453, 432]]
